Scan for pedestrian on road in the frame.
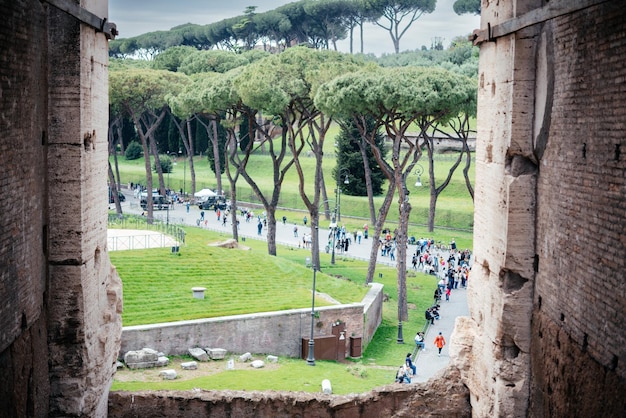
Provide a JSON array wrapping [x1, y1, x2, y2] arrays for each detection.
[[405, 353, 416, 376], [445, 287, 451, 301], [303, 215, 307, 226], [434, 332, 446, 356], [282, 215, 287, 225], [200, 211, 205, 221], [293, 224, 298, 237], [186, 202, 190, 213], [257, 221, 263, 235]]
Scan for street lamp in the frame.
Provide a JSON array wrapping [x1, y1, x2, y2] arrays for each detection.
[[306, 258, 318, 366], [179, 149, 186, 196], [414, 164, 424, 187], [330, 170, 349, 265], [336, 169, 350, 222]]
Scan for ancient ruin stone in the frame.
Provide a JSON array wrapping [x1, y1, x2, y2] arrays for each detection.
[[207, 348, 227, 360], [250, 360, 265, 368], [159, 370, 177, 380], [181, 361, 198, 370], [124, 348, 159, 369], [188, 347, 209, 361]]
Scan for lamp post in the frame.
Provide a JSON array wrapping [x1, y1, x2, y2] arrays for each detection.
[[414, 164, 424, 187], [336, 169, 350, 222], [331, 169, 350, 265], [179, 149, 186, 197], [306, 236, 318, 366]]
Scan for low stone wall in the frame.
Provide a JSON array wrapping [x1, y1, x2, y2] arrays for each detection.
[[361, 283, 383, 345], [120, 283, 384, 359], [109, 366, 470, 417]]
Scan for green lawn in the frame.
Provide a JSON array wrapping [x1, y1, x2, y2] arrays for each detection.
[[113, 357, 396, 394], [110, 222, 440, 394], [112, 226, 369, 327]]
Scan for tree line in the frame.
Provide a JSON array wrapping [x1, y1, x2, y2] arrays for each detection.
[[108, 45, 476, 333], [109, 0, 480, 58]]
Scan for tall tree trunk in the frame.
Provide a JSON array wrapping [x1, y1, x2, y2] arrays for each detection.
[[396, 178, 411, 323], [358, 136, 377, 225], [360, 22, 364, 54], [365, 184, 395, 284], [186, 120, 196, 200], [211, 118, 223, 194], [225, 130, 239, 242], [113, 119, 124, 190], [128, 108, 167, 224], [108, 161, 123, 216]]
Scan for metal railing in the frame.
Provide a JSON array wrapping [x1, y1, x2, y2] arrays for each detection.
[[107, 214, 186, 246]]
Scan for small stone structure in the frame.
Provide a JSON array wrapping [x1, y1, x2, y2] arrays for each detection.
[[188, 348, 209, 362], [250, 360, 265, 368], [191, 287, 206, 299], [159, 370, 177, 380], [181, 361, 198, 370], [124, 348, 160, 370], [207, 348, 227, 360]]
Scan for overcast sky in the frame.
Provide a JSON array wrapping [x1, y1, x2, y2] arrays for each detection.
[[108, 0, 480, 56]]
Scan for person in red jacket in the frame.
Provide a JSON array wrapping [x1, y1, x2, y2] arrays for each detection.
[[434, 331, 446, 356]]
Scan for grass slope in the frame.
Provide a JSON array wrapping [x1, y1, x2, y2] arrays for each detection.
[[111, 225, 440, 394]]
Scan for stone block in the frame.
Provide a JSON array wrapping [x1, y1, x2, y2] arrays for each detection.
[[157, 356, 169, 367], [250, 360, 265, 368], [266, 355, 278, 363], [208, 348, 227, 360], [322, 379, 332, 394], [181, 361, 198, 370], [239, 352, 252, 362], [188, 347, 209, 362], [159, 369, 177, 380], [124, 348, 159, 369]]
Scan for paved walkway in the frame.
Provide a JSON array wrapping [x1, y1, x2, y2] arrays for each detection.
[[113, 190, 469, 380]]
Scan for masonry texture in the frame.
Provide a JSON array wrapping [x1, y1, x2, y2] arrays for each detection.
[[459, 1, 626, 417], [0, 0, 122, 417], [0, 1, 624, 417]]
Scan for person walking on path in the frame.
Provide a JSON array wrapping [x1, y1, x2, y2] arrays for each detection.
[[434, 332, 446, 356], [405, 353, 416, 376]]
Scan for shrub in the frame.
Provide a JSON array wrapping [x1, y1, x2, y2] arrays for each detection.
[[125, 141, 143, 160], [155, 155, 173, 173]]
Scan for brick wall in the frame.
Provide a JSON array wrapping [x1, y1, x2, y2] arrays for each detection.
[[0, 1, 122, 416], [0, 0, 51, 415], [463, 1, 626, 417], [530, 2, 626, 416]]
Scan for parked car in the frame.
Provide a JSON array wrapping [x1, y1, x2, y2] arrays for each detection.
[[198, 195, 227, 210], [140, 193, 169, 210], [108, 188, 126, 203]]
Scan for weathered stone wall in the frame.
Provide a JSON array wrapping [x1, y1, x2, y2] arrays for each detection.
[[109, 366, 471, 418], [0, 1, 53, 415], [46, 1, 123, 415], [458, 1, 626, 417], [529, 2, 626, 416], [0, 0, 121, 416], [121, 304, 365, 358]]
